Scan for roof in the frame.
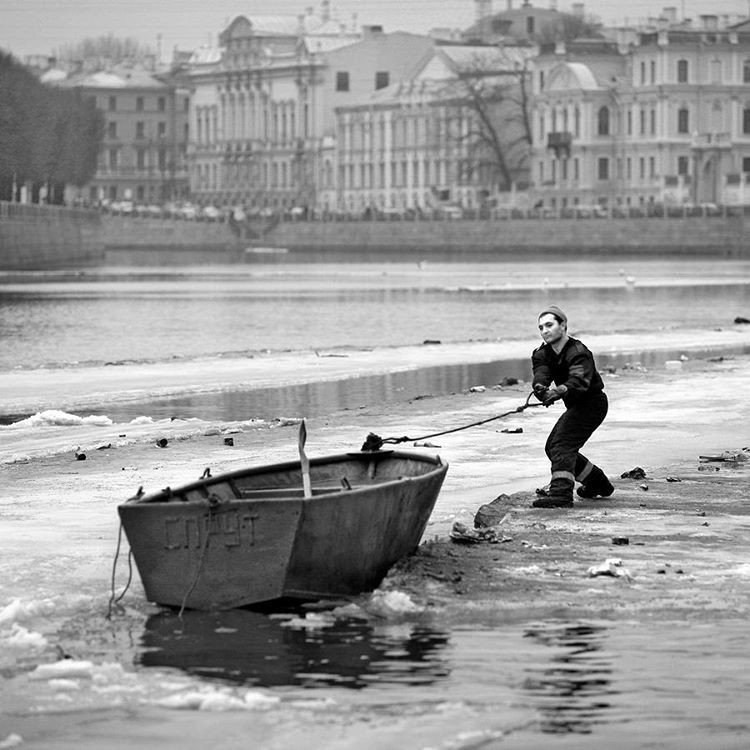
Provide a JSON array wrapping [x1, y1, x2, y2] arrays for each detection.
[[59, 67, 169, 90], [546, 61, 600, 91]]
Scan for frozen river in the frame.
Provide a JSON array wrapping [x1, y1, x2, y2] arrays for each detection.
[[1, 253, 749, 748]]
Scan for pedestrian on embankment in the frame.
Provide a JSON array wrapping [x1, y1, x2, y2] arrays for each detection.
[[530, 305, 614, 508]]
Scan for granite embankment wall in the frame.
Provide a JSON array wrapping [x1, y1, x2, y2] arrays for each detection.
[[2, 204, 749, 270], [0, 202, 104, 270], [101, 213, 750, 255], [267, 215, 750, 255]]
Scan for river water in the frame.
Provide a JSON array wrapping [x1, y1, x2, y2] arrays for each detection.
[[1, 250, 750, 748]]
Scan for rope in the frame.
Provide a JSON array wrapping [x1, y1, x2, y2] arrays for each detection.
[[106, 522, 131, 619], [178, 503, 215, 618], [362, 391, 543, 451]]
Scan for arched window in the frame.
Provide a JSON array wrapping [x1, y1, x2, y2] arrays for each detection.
[[597, 106, 610, 136], [574, 107, 581, 137]]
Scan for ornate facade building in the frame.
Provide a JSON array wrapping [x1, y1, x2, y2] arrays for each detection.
[[184, 6, 436, 213], [530, 13, 750, 210]]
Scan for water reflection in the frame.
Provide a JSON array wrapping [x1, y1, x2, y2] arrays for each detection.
[[91, 343, 750, 425], [137, 608, 451, 689], [522, 622, 616, 734]]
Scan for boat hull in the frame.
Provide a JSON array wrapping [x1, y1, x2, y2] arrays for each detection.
[[117, 450, 447, 610]]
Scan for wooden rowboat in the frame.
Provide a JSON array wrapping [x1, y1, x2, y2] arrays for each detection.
[[117, 449, 447, 610]]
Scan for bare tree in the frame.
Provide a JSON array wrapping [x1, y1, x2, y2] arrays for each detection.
[[537, 11, 604, 44], [440, 51, 534, 194], [55, 35, 155, 67]]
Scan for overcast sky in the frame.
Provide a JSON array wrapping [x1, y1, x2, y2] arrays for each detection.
[[2, 0, 748, 61]]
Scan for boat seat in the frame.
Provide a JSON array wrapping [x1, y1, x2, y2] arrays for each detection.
[[238, 484, 360, 499]]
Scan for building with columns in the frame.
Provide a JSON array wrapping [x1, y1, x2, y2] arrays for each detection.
[[334, 43, 534, 214], [184, 6, 436, 213]]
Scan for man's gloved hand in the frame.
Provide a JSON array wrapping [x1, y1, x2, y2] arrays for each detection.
[[542, 384, 567, 406], [532, 383, 548, 402]]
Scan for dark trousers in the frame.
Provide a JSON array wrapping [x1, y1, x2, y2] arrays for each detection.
[[546, 391, 608, 495]]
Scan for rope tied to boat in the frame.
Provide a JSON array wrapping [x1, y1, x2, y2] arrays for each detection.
[[178, 500, 217, 618], [105, 521, 134, 620], [361, 391, 543, 451]]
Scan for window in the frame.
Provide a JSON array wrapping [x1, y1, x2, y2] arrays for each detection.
[[136, 97, 144, 112], [677, 155, 689, 175], [375, 71, 389, 90], [744, 156, 750, 173], [711, 59, 722, 84], [136, 149, 146, 169], [107, 121, 117, 138], [598, 157, 609, 180], [108, 148, 118, 168], [678, 108, 690, 134], [650, 108, 656, 135], [597, 106, 610, 136], [744, 60, 750, 83], [158, 97, 166, 112], [677, 59, 688, 83], [627, 109, 632, 135], [108, 96, 116, 111], [158, 122, 166, 138], [158, 148, 167, 170], [336, 71, 349, 92], [136, 121, 145, 139], [649, 156, 656, 178], [640, 61, 646, 85], [184, 97, 190, 112], [640, 109, 646, 135], [650, 60, 656, 84], [743, 108, 750, 135], [526, 15, 535, 35], [539, 70, 545, 90]]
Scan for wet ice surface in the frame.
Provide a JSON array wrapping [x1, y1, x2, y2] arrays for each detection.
[[2, 356, 750, 748]]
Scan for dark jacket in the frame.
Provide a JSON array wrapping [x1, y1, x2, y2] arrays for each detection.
[[531, 336, 604, 406]]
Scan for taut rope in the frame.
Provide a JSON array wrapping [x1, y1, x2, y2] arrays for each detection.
[[361, 391, 542, 451]]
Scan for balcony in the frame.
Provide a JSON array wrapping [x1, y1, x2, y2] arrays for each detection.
[[691, 131, 732, 150], [547, 131, 573, 158]]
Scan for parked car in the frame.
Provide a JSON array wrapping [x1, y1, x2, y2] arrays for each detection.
[[145, 204, 164, 218], [162, 202, 181, 219], [199, 205, 223, 222], [435, 204, 463, 220], [178, 203, 198, 220]]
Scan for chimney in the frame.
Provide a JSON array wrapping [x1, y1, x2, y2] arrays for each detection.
[[661, 6, 677, 23], [321, 0, 331, 22], [507, 0, 513, 10], [571, 3, 584, 17]]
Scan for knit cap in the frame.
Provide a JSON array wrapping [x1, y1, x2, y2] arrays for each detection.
[[538, 305, 567, 324]]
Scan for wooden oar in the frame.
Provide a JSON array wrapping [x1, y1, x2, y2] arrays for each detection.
[[298, 419, 312, 498]]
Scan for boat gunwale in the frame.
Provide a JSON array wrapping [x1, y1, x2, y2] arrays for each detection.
[[119, 449, 446, 506]]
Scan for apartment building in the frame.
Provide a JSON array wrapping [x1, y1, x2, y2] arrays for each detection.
[[335, 43, 534, 214], [58, 65, 190, 205], [530, 12, 750, 209]]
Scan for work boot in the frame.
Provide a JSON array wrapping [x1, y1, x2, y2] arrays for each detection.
[[576, 471, 614, 499], [532, 493, 573, 508]]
